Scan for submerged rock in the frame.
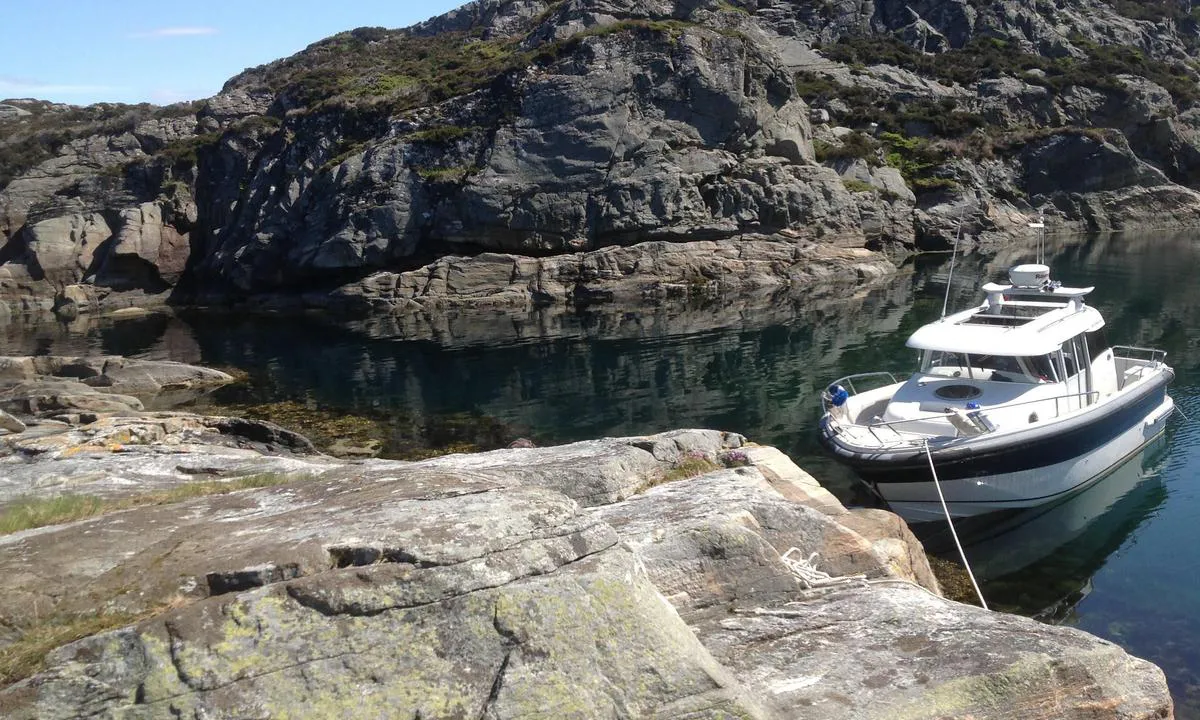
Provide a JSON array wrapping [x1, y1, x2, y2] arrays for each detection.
[[0, 355, 234, 412]]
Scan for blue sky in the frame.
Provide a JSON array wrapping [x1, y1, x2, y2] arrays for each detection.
[[1, 0, 466, 106]]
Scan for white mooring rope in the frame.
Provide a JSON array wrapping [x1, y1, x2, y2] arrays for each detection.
[[923, 439, 989, 610], [780, 548, 866, 590]]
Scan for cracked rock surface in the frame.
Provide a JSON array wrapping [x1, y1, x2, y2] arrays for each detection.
[[0, 420, 1174, 719]]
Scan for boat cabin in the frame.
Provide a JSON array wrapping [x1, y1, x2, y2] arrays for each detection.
[[846, 265, 1135, 438]]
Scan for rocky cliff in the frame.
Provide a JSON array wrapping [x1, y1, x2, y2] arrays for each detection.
[[0, 357, 1175, 717], [5, 0, 1200, 319]]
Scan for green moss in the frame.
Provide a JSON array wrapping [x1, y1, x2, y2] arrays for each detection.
[[404, 124, 475, 143], [232, 114, 283, 134], [797, 71, 986, 139], [841, 178, 876, 193], [152, 131, 224, 167], [346, 73, 418, 98], [879, 131, 952, 195], [655, 455, 722, 486], [319, 141, 366, 172], [0, 101, 200, 191], [958, 125, 1115, 161], [416, 164, 480, 182], [814, 131, 880, 163], [891, 654, 1070, 719], [246, 30, 531, 113], [820, 33, 1200, 107]]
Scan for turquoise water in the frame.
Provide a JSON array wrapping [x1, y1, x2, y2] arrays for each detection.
[[4, 231, 1199, 712]]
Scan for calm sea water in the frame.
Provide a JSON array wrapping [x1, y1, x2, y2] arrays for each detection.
[[4, 232, 1199, 712]]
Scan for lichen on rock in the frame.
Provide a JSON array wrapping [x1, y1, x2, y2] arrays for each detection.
[[0, 410, 1175, 718]]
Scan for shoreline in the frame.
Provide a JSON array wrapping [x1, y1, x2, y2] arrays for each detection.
[[3, 224, 1193, 330], [0, 356, 1175, 717]]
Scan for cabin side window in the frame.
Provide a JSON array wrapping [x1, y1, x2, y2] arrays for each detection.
[[1025, 354, 1058, 382], [1086, 328, 1110, 361], [1060, 334, 1089, 378]]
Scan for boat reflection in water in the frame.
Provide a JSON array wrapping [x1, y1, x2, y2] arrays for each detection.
[[913, 435, 1169, 621]]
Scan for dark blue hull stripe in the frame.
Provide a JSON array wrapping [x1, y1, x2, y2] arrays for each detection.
[[819, 379, 1169, 485], [886, 428, 1165, 508]]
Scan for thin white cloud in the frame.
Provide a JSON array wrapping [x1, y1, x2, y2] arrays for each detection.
[[129, 26, 218, 39], [0, 76, 123, 96]]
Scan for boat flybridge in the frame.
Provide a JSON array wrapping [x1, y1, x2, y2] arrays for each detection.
[[818, 262, 1175, 522]]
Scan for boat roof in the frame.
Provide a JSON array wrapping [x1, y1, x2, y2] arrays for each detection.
[[906, 281, 1104, 356]]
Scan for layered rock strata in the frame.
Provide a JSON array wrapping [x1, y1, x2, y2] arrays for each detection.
[[7, 0, 1200, 320]]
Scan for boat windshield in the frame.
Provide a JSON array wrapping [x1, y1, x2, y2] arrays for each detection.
[[922, 351, 1058, 383]]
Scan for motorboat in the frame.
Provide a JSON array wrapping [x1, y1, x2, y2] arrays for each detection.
[[817, 260, 1175, 522]]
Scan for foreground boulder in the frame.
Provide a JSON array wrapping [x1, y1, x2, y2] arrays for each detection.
[[0, 422, 1173, 718]]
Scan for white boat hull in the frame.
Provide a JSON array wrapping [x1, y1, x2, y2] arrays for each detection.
[[880, 395, 1174, 522]]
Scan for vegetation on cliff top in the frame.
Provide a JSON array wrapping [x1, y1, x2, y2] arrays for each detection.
[[0, 101, 199, 192], [225, 18, 734, 116], [819, 34, 1199, 107], [225, 26, 530, 112]]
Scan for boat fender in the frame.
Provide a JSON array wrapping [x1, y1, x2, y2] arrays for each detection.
[[946, 407, 984, 437], [825, 384, 850, 422]]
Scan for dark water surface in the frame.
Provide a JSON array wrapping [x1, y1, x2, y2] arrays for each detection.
[[4, 232, 1200, 712]]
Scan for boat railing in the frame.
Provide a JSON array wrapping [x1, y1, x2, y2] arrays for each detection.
[[1112, 345, 1167, 366], [826, 371, 901, 396], [820, 372, 902, 411], [831, 389, 1101, 446], [821, 372, 908, 447]]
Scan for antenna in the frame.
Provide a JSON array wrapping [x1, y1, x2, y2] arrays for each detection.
[[1028, 211, 1046, 264], [941, 206, 966, 319]]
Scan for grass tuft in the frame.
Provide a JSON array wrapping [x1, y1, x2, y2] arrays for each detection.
[[0, 473, 304, 536], [0, 612, 143, 686], [647, 453, 723, 489]]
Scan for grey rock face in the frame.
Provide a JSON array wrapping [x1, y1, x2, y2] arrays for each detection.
[[1024, 133, 1168, 196], [703, 584, 1172, 719], [0, 418, 1173, 719], [97, 199, 195, 289], [5, 0, 1200, 317], [324, 238, 894, 313]]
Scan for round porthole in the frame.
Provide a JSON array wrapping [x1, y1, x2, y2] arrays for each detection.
[[934, 384, 982, 401]]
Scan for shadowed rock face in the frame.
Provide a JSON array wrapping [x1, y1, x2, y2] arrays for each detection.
[[0, 417, 1174, 719], [5, 0, 1200, 319]]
